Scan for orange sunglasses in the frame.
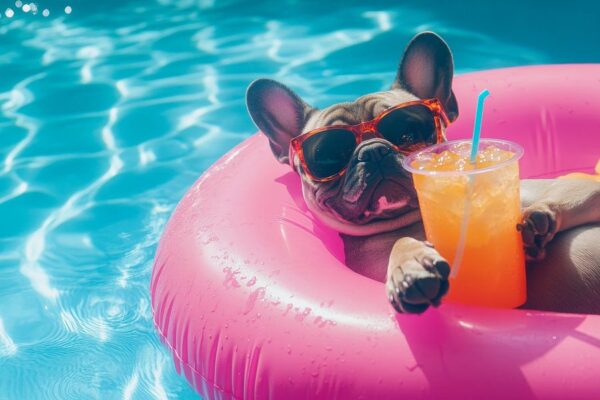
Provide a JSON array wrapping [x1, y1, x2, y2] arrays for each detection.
[[289, 98, 451, 182]]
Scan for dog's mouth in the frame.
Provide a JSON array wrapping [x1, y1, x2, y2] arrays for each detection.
[[324, 177, 418, 224], [356, 179, 417, 223], [360, 183, 408, 219]]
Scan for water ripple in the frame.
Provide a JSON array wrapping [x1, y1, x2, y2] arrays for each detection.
[[1, 73, 44, 174], [0, 317, 18, 357]]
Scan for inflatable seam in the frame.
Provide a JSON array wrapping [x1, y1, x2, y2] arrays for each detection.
[[152, 301, 241, 400]]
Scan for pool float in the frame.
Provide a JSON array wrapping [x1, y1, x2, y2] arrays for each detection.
[[151, 64, 600, 400]]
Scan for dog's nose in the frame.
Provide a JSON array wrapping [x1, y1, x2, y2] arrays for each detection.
[[356, 140, 393, 163]]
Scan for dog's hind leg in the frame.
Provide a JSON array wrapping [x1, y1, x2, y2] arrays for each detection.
[[524, 224, 600, 313]]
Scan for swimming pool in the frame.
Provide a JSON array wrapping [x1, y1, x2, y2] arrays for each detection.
[[1, 1, 599, 399]]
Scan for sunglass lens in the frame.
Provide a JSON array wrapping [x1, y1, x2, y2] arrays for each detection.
[[376, 104, 436, 149], [301, 129, 356, 179]]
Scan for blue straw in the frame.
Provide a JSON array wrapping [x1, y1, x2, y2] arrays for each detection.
[[470, 89, 490, 163], [451, 89, 490, 279]]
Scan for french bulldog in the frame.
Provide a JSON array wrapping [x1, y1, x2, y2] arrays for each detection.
[[246, 32, 600, 314]]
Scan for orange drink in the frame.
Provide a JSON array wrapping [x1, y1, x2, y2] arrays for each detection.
[[403, 139, 526, 308]]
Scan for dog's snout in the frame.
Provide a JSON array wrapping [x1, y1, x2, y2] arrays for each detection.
[[357, 140, 393, 163]]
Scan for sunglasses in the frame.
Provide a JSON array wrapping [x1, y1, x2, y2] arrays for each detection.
[[289, 98, 451, 182]]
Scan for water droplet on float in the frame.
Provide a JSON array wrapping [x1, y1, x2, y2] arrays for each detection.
[[243, 287, 265, 315], [406, 363, 421, 372]]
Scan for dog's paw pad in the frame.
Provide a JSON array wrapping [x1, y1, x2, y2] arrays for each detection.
[[403, 275, 439, 304], [525, 245, 546, 260], [423, 256, 450, 280], [518, 205, 557, 261], [387, 266, 449, 314]]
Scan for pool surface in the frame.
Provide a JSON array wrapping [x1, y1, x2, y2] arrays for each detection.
[[1, 1, 599, 399]]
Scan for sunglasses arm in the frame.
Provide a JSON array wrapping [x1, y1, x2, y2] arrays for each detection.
[[288, 143, 297, 170]]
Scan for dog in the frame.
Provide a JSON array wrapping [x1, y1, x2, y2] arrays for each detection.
[[246, 32, 600, 314]]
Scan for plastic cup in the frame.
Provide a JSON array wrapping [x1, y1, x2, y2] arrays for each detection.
[[403, 139, 526, 308]]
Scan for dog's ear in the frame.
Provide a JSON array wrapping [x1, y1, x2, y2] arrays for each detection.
[[393, 32, 458, 122], [246, 79, 312, 164]]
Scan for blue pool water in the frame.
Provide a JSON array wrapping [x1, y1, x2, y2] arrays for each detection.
[[1, 1, 599, 398]]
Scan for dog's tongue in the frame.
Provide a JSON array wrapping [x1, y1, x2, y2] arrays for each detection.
[[364, 183, 411, 218]]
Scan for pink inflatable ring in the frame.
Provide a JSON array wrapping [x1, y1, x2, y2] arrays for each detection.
[[151, 65, 600, 400]]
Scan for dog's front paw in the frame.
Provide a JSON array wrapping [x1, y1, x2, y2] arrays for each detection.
[[517, 204, 558, 261], [386, 240, 450, 314]]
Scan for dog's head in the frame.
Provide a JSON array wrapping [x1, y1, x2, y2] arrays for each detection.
[[246, 32, 458, 236]]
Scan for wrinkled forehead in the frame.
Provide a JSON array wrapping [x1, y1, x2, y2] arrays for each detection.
[[355, 89, 419, 107], [303, 89, 420, 132]]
